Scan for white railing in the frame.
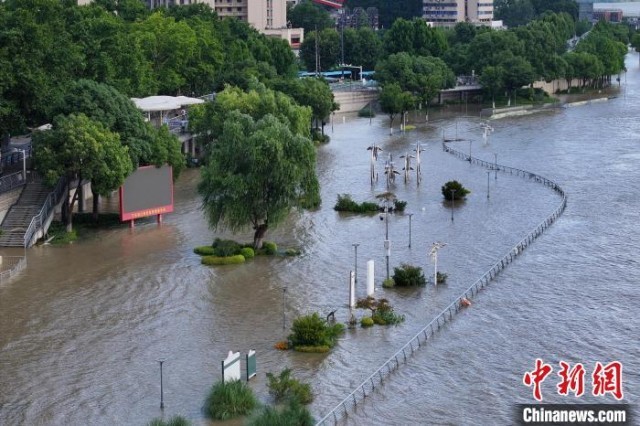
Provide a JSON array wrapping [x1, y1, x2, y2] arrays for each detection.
[[23, 177, 66, 248]]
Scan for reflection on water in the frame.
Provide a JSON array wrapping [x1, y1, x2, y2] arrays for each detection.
[[1, 56, 639, 425]]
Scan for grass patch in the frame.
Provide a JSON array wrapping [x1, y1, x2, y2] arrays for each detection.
[[289, 313, 344, 353], [266, 368, 313, 404], [247, 400, 314, 426], [293, 345, 331, 353], [204, 380, 258, 421], [46, 221, 78, 245], [147, 416, 190, 426]]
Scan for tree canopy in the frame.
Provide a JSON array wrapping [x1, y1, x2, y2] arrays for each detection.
[[198, 111, 320, 248]]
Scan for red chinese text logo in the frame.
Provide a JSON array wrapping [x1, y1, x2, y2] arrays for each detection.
[[523, 360, 624, 401]]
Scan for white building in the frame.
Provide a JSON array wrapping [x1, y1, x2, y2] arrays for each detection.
[[78, 0, 303, 48], [422, 0, 494, 28]]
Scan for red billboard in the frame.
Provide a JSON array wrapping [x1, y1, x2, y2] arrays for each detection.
[[119, 165, 174, 221]]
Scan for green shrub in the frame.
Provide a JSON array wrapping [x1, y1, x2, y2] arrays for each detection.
[[436, 271, 448, 284], [358, 105, 375, 117], [147, 416, 191, 426], [334, 194, 380, 213], [72, 212, 122, 227], [382, 278, 395, 288], [372, 309, 405, 326], [240, 247, 255, 259], [285, 248, 301, 256], [293, 345, 331, 353], [392, 263, 426, 287], [194, 246, 215, 256], [442, 180, 471, 200], [201, 255, 246, 265], [263, 241, 277, 255], [361, 317, 374, 327], [393, 200, 407, 212], [289, 313, 344, 349], [247, 400, 314, 426], [212, 238, 242, 257], [204, 380, 258, 420], [266, 368, 313, 404]]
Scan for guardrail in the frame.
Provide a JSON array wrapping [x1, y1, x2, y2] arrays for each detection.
[[0, 171, 26, 195], [0, 256, 27, 284], [315, 141, 567, 426], [23, 177, 67, 248]]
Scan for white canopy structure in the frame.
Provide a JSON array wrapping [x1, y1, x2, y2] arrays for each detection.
[[131, 95, 205, 112]]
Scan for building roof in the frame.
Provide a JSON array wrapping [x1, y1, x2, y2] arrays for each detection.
[[131, 95, 205, 112]]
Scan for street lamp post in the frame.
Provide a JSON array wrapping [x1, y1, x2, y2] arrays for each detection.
[[487, 170, 491, 199], [450, 189, 456, 221], [352, 243, 360, 284], [429, 242, 446, 287], [157, 359, 165, 409], [14, 149, 26, 181], [468, 140, 472, 162], [282, 287, 287, 331], [408, 213, 414, 248], [494, 153, 498, 179], [382, 201, 390, 280]]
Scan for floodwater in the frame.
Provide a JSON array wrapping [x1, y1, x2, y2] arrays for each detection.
[[1, 54, 639, 425]]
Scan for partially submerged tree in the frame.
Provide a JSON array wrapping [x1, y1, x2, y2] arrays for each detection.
[[198, 111, 320, 249], [33, 114, 133, 231], [441, 180, 470, 200]]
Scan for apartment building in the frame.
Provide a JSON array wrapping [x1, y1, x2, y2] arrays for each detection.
[[77, 0, 303, 48], [422, 0, 494, 27]]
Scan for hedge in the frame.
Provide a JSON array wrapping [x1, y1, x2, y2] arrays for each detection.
[[194, 246, 215, 256], [201, 255, 246, 265]]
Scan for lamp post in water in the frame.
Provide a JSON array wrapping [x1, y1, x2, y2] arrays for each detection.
[[352, 243, 360, 284], [487, 171, 491, 199], [407, 213, 414, 248], [494, 153, 498, 179], [450, 189, 456, 221], [156, 359, 165, 409], [380, 200, 390, 280], [282, 287, 287, 331], [429, 242, 446, 287]]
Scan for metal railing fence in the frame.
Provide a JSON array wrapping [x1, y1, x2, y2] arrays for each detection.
[[315, 141, 567, 426], [0, 256, 27, 284], [23, 177, 67, 248]]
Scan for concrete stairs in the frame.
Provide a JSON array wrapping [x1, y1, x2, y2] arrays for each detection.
[[0, 179, 51, 247]]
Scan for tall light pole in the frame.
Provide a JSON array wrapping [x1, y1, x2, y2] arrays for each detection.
[[487, 170, 491, 199], [408, 213, 414, 248], [381, 200, 390, 280], [494, 153, 498, 179], [429, 242, 446, 287], [14, 149, 26, 181], [352, 243, 360, 284], [468, 140, 472, 162], [450, 189, 456, 221], [157, 359, 165, 409]]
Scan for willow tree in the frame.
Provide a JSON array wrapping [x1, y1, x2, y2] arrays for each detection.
[[198, 111, 320, 249]]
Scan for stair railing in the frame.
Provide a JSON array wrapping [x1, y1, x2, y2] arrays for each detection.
[[23, 177, 67, 248], [0, 171, 27, 195]]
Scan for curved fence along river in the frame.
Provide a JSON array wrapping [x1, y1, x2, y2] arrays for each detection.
[[316, 140, 568, 425]]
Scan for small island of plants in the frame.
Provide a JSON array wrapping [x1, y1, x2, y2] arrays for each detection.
[[442, 180, 470, 200], [194, 238, 300, 265], [356, 296, 405, 327], [334, 193, 407, 213], [287, 312, 345, 353]]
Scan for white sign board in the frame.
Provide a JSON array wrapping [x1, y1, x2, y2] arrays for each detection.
[[222, 350, 241, 382]]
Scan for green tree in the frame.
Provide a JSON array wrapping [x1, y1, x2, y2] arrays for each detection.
[[345, 0, 422, 30], [198, 111, 320, 248], [299, 29, 340, 72], [33, 114, 132, 231], [288, 0, 334, 34], [378, 83, 414, 131], [275, 77, 338, 137], [480, 65, 504, 108], [500, 55, 535, 104]]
